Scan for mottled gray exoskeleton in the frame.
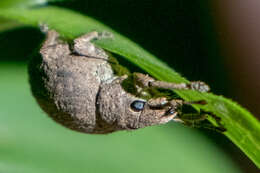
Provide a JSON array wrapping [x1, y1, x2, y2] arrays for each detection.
[[29, 26, 223, 134]]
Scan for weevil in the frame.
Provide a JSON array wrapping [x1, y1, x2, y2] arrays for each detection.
[[28, 26, 225, 134]]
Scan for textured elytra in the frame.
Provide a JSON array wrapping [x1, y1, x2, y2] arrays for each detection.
[[28, 30, 179, 134], [29, 31, 114, 133]]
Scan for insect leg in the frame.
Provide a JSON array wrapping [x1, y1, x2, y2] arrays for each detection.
[[199, 110, 227, 132], [134, 73, 210, 92], [187, 120, 227, 132], [147, 97, 168, 108], [73, 31, 110, 59], [41, 30, 61, 49]]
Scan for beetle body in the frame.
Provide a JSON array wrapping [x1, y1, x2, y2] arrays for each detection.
[[29, 29, 219, 134]]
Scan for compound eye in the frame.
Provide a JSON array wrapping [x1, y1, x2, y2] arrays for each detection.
[[130, 100, 146, 112]]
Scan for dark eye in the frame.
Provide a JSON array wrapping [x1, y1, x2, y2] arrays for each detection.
[[130, 100, 146, 112]]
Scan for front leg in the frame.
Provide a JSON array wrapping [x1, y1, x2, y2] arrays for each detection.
[[134, 73, 210, 92], [145, 97, 179, 124], [73, 31, 112, 59], [147, 97, 168, 108], [145, 97, 204, 124]]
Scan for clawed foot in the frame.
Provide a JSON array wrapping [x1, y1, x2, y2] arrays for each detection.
[[187, 81, 210, 92]]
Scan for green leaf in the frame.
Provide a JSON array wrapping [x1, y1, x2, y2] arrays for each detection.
[[0, 0, 67, 9], [0, 6, 259, 167]]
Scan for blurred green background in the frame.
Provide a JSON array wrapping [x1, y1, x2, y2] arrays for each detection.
[[0, 0, 259, 173]]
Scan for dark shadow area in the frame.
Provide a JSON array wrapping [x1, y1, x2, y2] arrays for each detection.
[[0, 27, 44, 62]]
